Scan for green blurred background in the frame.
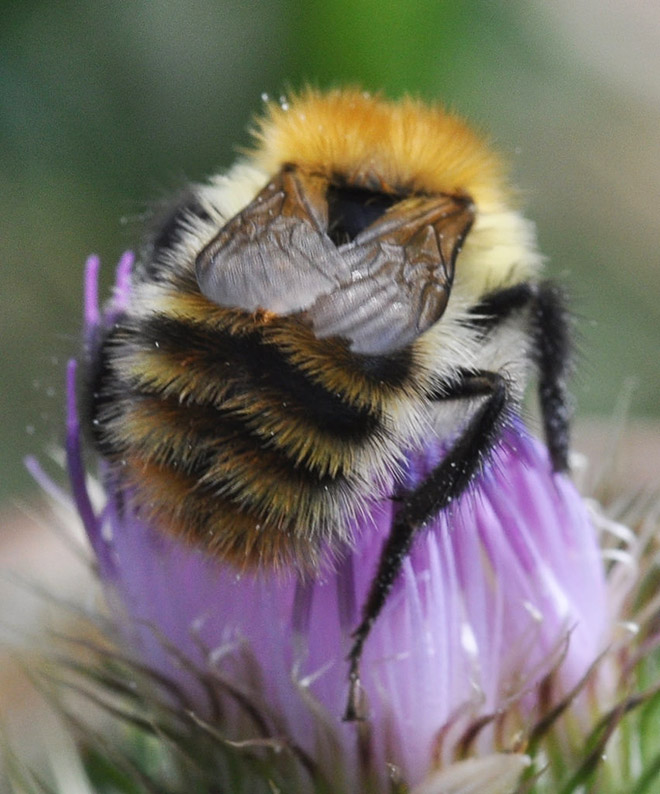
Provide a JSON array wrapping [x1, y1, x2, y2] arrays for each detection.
[[2, 0, 659, 506]]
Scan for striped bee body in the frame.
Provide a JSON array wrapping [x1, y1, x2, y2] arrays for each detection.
[[89, 270, 433, 570]]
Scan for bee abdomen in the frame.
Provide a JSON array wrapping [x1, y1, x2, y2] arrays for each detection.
[[87, 307, 390, 564], [122, 312, 382, 442]]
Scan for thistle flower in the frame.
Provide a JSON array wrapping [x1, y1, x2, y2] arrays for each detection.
[[23, 252, 655, 794]]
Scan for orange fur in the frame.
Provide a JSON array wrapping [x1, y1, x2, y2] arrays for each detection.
[[251, 88, 509, 212], [121, 458, 325, 571]]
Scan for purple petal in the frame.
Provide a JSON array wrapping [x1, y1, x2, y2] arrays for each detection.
[[75, 424, 607, 783]]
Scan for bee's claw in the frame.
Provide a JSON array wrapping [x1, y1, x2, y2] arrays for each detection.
[[343, 669, 367, 722]]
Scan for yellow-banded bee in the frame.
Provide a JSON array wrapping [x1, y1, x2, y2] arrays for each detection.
[[85, 89, 571, 719]]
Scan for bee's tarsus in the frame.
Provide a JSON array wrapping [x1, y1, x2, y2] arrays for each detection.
[[343, 666, 367, 722]]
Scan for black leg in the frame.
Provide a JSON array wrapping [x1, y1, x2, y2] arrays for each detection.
[[530, 283, 572, 471], [344, 280, 573, 720], [471, 280, 573, 471], [344, 370, 508, 720], [344, 280, 574, 719]]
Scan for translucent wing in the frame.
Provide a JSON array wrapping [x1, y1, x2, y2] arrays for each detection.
[[195, 165, 474, 354], [306, 195, 474, 353], [196, 168, 351, 315]]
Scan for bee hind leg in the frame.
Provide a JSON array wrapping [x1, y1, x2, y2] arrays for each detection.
[[529, 282, 572, 472], [471, 280, 573, 471], [343, 370, 508, 721]]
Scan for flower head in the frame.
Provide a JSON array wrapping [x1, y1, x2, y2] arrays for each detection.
[[49, 253, 641, 793]]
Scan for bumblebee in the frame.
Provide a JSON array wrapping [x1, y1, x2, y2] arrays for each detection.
[[85, 89, 572, 720]]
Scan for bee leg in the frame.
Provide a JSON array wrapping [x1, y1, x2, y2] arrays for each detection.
[[530, 282, 572, 472], [344, 370, 507, 721], [471, 281, 572, 471]]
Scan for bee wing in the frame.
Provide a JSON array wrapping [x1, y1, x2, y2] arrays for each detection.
[[196, 168, 351, 314], [306, 195, 475, 354], [197, 166, 474, 356]]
